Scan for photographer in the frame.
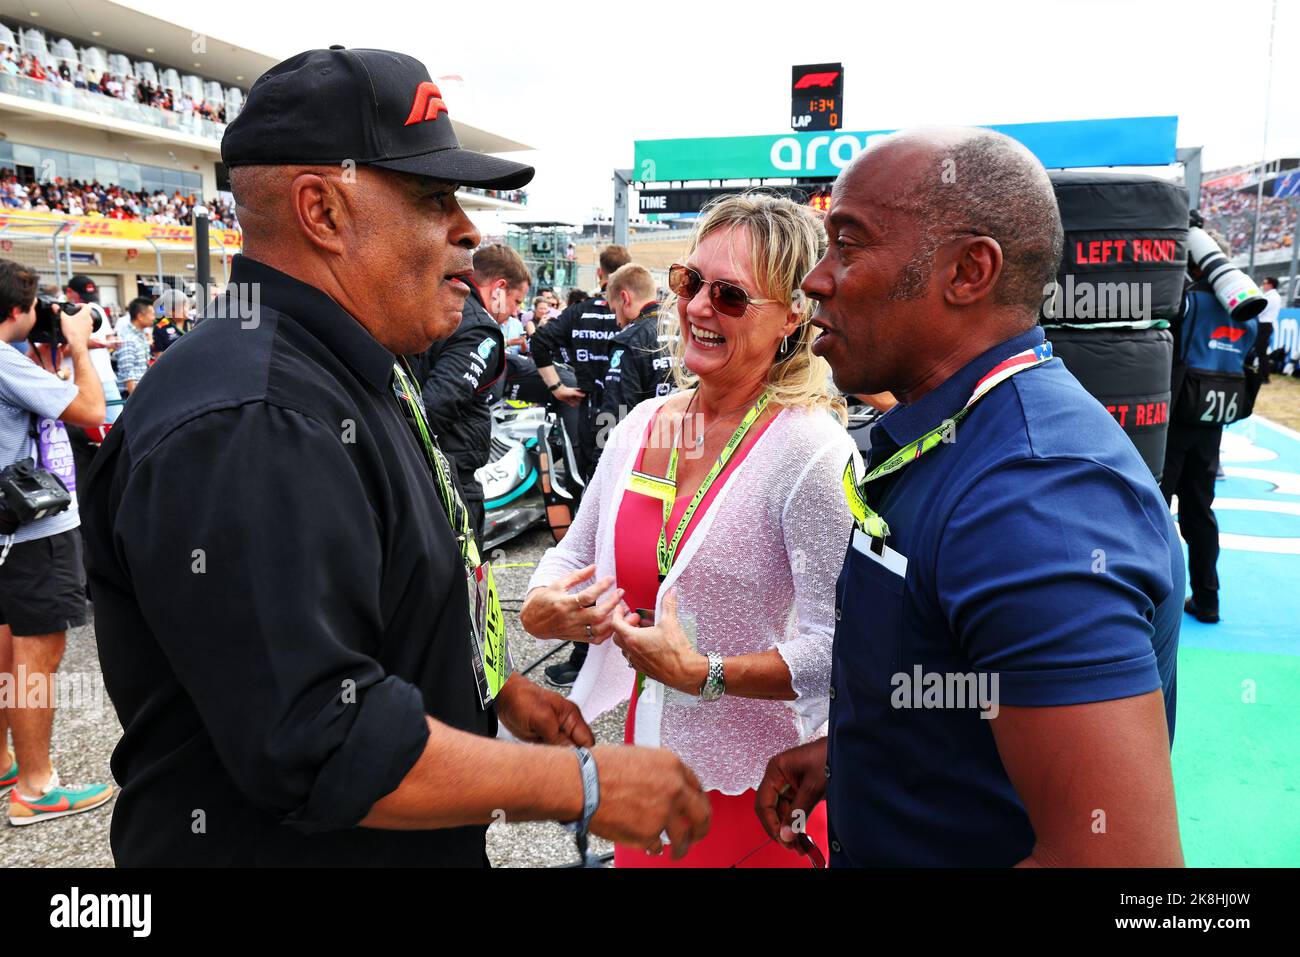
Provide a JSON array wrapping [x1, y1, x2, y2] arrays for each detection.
[[0, 258, 113, 825], [1161, 229, 1259, 624]]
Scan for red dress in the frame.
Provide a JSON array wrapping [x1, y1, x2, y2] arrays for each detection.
[[611, 406, 827, 868]]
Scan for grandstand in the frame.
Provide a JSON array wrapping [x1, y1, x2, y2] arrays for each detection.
[[0, 0, 531, 308], [1200, 158, 1299, 296]]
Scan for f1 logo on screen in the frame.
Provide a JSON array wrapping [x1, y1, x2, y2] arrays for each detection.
[[791, 62, 843, 133]]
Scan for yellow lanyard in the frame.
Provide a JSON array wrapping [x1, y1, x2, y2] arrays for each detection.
[[392, 360, 508, 701], [655, 391, 770, 579], [844, 342, 1054, 543]]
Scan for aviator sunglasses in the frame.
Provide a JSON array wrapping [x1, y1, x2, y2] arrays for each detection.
[[668, 263, 786, 319]]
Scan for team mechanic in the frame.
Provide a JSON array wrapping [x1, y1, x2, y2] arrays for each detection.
[[528, 244, 630, 481], [81, 46, 709, 867], [529, 247, 631, 688], [595, 262, 675, 466], [410, 243, 531, 547]]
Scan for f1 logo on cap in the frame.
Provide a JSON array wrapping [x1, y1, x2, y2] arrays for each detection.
[[404, 81, 448, 126]]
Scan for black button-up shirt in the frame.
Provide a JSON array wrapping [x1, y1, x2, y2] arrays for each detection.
[[82, 255, 495, 866]]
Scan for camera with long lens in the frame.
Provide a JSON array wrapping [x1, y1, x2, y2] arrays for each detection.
[[1187, 212, 1267, 322], [27, 296, 102, 345]]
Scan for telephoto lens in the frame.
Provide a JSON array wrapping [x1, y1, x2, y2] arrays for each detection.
[[28, 298, 98, 345], [1186, 225, 1268, 322]]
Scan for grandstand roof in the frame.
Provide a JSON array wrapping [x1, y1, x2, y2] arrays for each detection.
[[1230, 158, 1300, 195], [8, 0, 271, 88], [4, 1, 532, 154]]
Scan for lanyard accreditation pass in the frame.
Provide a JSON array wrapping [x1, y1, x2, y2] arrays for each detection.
[[393, 360, 509, 708], [635, 390, 771, 581], [843, 342, 1054, 544]]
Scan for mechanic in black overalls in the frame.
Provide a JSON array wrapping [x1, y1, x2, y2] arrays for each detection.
[[528, 245, 629, 482], [594, 262, 675, 469], [412, 243, 529, 547]]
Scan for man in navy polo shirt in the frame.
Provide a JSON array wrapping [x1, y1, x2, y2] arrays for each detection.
[[756, 127, 1185, 867]]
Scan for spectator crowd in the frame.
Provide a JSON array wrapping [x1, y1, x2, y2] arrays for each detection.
[[1201, 166, 1297, 257], [0, 170, 237, 229], [1, 41, 231, 125]]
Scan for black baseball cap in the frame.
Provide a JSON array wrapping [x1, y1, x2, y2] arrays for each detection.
[[221, 47, 534, 190], [66, 274, 99, 302]]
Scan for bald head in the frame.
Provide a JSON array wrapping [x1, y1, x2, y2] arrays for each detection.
[[844, 127, 1063, 316], [803, 127, 1064, 398]]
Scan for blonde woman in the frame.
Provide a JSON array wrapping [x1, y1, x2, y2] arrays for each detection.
[[521, 194, 855, 867]]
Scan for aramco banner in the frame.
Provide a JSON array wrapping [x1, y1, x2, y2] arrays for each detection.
[[633, 116, 1179, 183]]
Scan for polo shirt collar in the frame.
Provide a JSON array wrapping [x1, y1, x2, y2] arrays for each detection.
[[227, 254, 396, 393], [878, 325, 1045, 451]]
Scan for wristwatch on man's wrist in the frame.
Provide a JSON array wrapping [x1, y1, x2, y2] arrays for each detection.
[[699, 652, 725, 702], [547, 381, 562, 392]]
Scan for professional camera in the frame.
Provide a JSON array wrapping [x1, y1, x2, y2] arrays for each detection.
[[0, 458, 72, 535], [1187, 213, 1268, 322], [27, 296, 102, 346]]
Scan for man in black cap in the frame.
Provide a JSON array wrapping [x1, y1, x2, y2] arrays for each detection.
[[63, 275, 101, 312], [81, 47, 710, 867]]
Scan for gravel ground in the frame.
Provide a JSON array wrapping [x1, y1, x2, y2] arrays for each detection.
[[0, 524, 625, 868]]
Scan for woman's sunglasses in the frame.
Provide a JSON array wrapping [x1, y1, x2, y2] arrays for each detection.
[[668, 263, 781, 319]]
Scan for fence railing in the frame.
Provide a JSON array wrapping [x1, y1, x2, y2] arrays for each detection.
[[572, 230, 692, 245], [0, 72, 227, 141]]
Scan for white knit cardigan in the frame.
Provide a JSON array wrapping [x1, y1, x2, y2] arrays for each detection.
[[527, 393, 857, 794]]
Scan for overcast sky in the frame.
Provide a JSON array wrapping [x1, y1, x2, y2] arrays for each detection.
[[128, 0, 1300, 223]]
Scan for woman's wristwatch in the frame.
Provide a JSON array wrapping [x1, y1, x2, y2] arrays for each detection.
[[699, 652, 725, 702]]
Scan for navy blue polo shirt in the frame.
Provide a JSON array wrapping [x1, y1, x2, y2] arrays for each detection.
[[826, 326, 1182, 867]]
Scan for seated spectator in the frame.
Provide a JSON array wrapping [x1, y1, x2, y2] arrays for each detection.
[[0, 170, 237, 230]]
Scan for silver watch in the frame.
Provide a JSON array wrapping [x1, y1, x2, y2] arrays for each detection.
[[699, 652, 725, 702]]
